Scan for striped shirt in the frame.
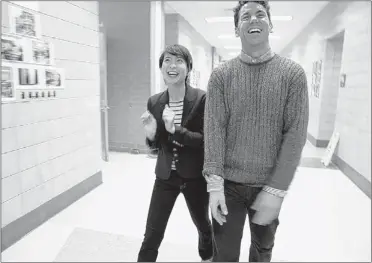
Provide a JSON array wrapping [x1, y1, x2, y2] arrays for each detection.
[[169, 100, 183, 170]]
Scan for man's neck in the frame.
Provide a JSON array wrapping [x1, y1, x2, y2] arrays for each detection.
[[168, 83, 186, 102], [242, 42, 271, 58]]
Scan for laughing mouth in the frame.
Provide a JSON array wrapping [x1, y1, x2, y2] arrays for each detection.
[[248, 28, 262, 34], [167, 71, 179, 77]]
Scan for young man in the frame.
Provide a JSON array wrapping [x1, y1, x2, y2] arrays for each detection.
[[203, 1, 309, 262], [138, 44, 213, 262]]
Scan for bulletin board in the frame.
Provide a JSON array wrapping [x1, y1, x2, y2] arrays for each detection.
[[311, 60, 322, 98], [1, 3, 65, 103]]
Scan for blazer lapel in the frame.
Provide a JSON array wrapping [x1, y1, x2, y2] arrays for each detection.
[[156, 90, 169, 129], [181, 85, 196, 126], [158, 90, 169, 110]]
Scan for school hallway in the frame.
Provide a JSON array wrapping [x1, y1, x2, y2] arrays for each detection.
[[1, 142, 371, 262]]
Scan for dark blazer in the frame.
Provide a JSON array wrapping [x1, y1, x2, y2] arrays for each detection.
[[146, 85, 206, 180]]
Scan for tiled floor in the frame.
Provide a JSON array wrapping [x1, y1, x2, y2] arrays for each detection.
[[2, 146, 371, 262]]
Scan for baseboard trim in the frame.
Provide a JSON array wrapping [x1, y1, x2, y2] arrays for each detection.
[[307, 132, 329, 148], [109, 142, 149, 154], [332, 155, 371, 199], [1, 171, 103, 252]]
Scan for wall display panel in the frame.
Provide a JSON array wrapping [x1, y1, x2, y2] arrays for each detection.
[[1, 63, 17, 102], [8, 4, 42, 39]]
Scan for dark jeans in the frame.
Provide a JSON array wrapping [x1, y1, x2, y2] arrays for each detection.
[[138, 170, 213, 262], [212, 180, 279, 262]]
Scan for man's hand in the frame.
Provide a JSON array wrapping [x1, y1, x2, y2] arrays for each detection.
[[209, 190, 228, 225], [162, 105, 175, 134], [251, 190, 284, 226], [140, 110, 157, 140]]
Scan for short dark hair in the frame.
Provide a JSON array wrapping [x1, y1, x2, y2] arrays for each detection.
[[158, 44, 193, 72], [233, 1, 272, 30]]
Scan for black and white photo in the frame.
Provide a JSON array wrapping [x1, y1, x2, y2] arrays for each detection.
[[32, 40, 53, 65], [1, 64, 16, 101], [1, 35, 25, 62], [9, 4, 41, 38], [0, 1, 371, 262], [311, 60, 322, 98], [17, 66, 40, 88], [45, 68, 64, 89]]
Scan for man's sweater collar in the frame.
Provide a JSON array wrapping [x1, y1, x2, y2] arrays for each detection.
[[239, 48, 275, 65]]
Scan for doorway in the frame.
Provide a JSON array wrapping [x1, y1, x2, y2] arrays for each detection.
[[318, 30, 345, 141]]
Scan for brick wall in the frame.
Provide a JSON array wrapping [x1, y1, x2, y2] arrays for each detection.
[[280, 1, 371, 181], [1, 1, 101, 227]]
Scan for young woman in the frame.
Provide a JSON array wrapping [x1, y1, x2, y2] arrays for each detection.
[[138, 44, 212, 262]]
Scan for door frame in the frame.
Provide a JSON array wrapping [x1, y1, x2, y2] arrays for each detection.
[[99, 23, 110, 162]]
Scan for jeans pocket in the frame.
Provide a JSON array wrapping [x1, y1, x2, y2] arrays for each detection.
[[224, 181, 244, 201]]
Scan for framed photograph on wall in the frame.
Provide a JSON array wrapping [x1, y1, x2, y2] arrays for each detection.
[[15, 65, 43, 90], [45, 67, 65, 89], [31, 39, 54, 65], [8, 4, 41, 38], [1, 34, 27, 62], [1, 63, 17, 102], [311, 60, 322, 98]]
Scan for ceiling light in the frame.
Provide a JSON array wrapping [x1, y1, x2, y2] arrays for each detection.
[[206, 16, 293, 23], [218, 34, 281, 39]]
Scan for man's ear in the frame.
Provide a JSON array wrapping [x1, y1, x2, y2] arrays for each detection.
[[235, 27, 240, 37], [269, 22, 273, 33]]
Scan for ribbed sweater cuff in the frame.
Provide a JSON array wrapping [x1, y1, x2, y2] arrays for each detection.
[[262, 186, 287, 198], [203, 162, 224, 178], [203, 174, 224, 192], [267, 169, 293, 191]]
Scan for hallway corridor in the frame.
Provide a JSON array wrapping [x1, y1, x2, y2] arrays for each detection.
[[2, 144, 371, 262]]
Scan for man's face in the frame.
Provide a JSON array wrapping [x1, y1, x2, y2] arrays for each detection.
[[236, 2, 271, 46], [161, 53, 188, 85]]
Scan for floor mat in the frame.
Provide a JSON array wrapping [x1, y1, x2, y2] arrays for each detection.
[[54, 227, 291, 262], [54, 227, 199, 262]]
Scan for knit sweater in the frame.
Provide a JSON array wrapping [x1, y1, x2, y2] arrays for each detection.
[[203, 54, 309, 191]]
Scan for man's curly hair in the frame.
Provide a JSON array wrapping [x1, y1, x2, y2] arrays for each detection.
[[233, 1, 273, 30]]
